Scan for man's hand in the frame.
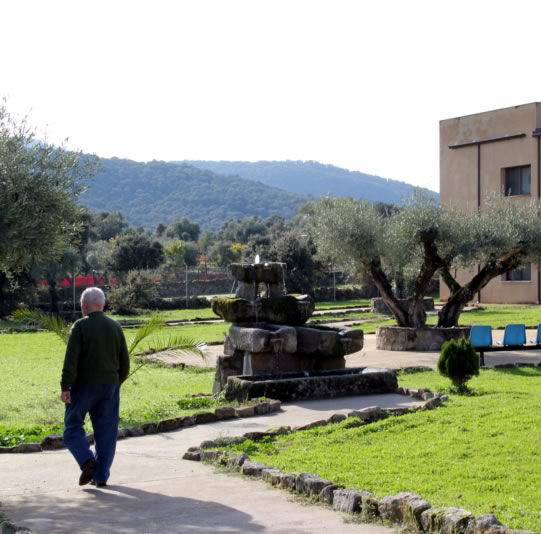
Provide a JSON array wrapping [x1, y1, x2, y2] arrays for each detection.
[[61, 391, 71, 404]]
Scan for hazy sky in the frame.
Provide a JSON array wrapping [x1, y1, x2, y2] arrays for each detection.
[[2, 0, 541, 192]]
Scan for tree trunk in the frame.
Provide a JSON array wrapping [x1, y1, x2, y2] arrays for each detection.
[[408, 228, 441, 328], [438, 251, 525, 327], [367, 259, 410, 326]]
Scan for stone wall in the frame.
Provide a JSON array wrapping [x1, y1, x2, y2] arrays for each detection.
[[376, 326, 470, 351]]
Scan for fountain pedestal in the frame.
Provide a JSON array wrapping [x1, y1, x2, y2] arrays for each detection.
[[211, 262, 365, 397]]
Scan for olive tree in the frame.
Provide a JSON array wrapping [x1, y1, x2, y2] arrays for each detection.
[[436, 197, 541, 326], [310, 195, 443, 327], [309, 195, 541, 328]]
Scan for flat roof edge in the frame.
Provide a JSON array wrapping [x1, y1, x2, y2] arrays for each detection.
[[440, 102, 540, 123]]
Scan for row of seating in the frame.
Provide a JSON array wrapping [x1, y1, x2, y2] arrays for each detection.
[[469, 324, 541, 366]]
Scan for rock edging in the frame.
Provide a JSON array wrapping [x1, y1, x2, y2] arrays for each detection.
[[182, 390, 533, 533], [0, 399, 282, 455]]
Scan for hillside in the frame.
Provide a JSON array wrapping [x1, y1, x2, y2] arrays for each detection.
[[79, 158, 306, 230], [184, 160, 438, 204]]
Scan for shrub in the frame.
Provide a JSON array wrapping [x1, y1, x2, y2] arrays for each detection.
[[438, 338, 479, 392], [107, 270, 160, 313]]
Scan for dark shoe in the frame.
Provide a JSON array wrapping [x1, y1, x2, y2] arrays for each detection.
[[90, 480, 107, 488], [79, 458, 97, 486]]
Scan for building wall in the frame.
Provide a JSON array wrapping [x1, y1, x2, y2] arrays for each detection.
[[439, 102, 540, 304]]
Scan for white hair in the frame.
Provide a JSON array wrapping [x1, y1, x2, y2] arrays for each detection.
[[80, 287, 106, 309]]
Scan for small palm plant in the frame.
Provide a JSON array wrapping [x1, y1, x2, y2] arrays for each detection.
[[11, 309, 206, 380]]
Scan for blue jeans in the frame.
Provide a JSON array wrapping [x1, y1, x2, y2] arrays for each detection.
[[63, 384, 120, 483]]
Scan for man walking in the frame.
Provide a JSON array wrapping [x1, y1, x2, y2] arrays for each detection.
[[61, 287, 130, 487]]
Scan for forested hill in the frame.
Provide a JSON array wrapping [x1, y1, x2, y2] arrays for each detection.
[[184, 160, 438, 204], [79, 158, 307, 230]]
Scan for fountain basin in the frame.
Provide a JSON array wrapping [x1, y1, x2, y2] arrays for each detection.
[[223, 367, 398, 402], [212, 295, 315, 325], [231, 262, 286, 284]]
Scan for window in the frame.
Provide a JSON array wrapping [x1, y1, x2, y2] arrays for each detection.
[[504, 165, 531, 196], [502, 263, 531, 282]]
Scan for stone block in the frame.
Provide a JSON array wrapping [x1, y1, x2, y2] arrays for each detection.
[[261, 468, 281, 483], [303, 477, 334, 497], [360, 494, 380, 520], [332, 489, 366, 513], [235, 406, 256, 417], [255, 401, 271, 415], [423, 397, 443, 410], [200, 450, 222, 462], [378, 493, 430, 528], [420, 506, 474, 534], [473, 514, 506, 534], [180, 415, 197, 427], [214, 406, 237, 419], [199, 440, 217, 449], [139, 423, 156, 435], [126, 427, 144, 437], [319, 484, 343, 505], [157, 418, 184, 432], [241, 461, 266, 477], [227, 453, 249, 469], [269, 399, 282, 412], [269, 470, 284, 486], [194, 412, 219, 424], [296, 419, 327, 431], [422, 391, 434, 400], [348, 406, 388, 423], [182, 450, 201, 461], [40, 435, 64, 450], [277, 473, 296, 490], [11, 443, 42, 453], [327, 413, 347, 424]]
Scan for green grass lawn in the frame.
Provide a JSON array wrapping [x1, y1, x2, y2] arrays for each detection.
[[426, 304, 541, 329], [0, 326, 221, 446], [315, 298, 370, 309], [109, 308, 220, 322], [222, 368, 541, 532], [309, 311, 384, 323]]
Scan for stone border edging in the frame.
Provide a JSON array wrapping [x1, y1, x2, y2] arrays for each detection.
[[0, 399, 282, 455], [182, 386, 533, 534]]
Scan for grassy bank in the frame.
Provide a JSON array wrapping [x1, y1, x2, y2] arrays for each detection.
[[222, 368, 541, 532]]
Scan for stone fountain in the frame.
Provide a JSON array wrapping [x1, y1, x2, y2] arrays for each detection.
[[211, 261, 398, 401]]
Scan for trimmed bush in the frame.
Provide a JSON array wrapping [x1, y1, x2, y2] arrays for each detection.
[[438, 338, 479, 392]]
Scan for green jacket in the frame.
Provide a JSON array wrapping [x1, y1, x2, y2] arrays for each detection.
[[61, 311, 130, 391]]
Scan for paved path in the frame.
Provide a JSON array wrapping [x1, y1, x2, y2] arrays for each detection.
[[1, 395, 424, 534]]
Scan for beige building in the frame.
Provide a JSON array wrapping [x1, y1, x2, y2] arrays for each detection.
[[440, 102, 541, 303]]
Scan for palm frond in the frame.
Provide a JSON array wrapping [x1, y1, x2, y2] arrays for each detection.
[[10, 309, 70, 344], [136, 333, 207, 362], [127, 313, 165, 356]]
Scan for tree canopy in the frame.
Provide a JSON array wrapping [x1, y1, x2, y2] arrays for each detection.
[[309, 195, 541, 327], [0, 103, 96, 275]]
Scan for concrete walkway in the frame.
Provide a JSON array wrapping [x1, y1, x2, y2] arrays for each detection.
[[0, 395, 424, 534]]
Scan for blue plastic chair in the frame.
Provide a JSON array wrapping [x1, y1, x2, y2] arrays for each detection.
[[502, 324, 526, 346], [469, 325, 493, 348]]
